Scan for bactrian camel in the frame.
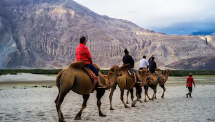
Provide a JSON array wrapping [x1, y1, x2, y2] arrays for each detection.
[[155, 69, 172, 99], [126, 69, 172, 103], [126, 69, 149, 104], [143, 71, 159, 102], [55, 62, 120, 121], [109, 64, 142, 110]]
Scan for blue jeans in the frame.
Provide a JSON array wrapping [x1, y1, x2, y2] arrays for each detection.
[[85, 63, 99, 76]]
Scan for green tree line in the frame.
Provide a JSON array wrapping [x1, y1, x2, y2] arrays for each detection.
[[0, 69, 215, 76]]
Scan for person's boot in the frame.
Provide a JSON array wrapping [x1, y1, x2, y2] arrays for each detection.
[[96, 76, 107, 88], [136, 76, 142, 84], [158, 75, 161, 83], [189, 93, 192, 98], [158, 79, 161, 83], [186, 93, 188, 98], [98, 83, 107, 88]]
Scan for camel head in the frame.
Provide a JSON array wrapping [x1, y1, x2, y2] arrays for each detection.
[[109, 65, 121, 76], [163, 69, 172, 75], [138, 69, 149, 78], [108, 65, 121, 86], [138, 69, 149, 85]]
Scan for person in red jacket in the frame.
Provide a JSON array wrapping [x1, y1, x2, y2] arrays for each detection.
[[186, 73, 196, 98], [76, 36, 106, 88]]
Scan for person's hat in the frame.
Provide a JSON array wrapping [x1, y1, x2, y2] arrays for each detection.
[[189, 73, 192, 76], [124, 49, 129, 54]]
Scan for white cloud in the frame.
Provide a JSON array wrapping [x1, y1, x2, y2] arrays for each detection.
[[74, 0, 215, 32]]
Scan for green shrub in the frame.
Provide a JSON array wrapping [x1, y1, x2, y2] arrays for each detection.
[[0, 69, 214, 76]]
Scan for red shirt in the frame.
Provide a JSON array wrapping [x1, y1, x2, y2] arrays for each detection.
[[187, 76, 195, 87], [75, 44, 91, 65]]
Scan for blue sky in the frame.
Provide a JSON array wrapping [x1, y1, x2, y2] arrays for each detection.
[[74, 0, 215, 35]]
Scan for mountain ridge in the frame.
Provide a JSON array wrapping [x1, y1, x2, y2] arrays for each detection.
[[0, 0, 215, 69], [166, 56, 215, 70]]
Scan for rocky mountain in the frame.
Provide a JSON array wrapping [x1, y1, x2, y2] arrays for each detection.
[[0, 0, 215, 69], [166, 56, 215, 70]]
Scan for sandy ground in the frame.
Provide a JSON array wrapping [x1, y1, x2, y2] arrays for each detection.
[[0, 74, 215, 122], [0, 73, 56, 82]]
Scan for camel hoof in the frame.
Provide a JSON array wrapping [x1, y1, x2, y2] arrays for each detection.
[[110, 108, 115, 110], [75, 116, 81, 120], [144, 100, 147, 102], [125, 106, 130, 108], [99, 112, 106, 117], [126, 102, 129, 104], [132, 101, 136, 107], [59, 119, 66, 122], [140, 100, 143, 103]]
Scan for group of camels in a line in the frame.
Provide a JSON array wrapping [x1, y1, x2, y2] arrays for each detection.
[[55, 61, 172, 122]]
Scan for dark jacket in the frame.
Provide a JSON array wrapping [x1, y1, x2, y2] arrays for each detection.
[[149, 59, 156, 70], [123, 54, 134, 68]]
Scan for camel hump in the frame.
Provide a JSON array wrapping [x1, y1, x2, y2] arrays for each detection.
[[139, 69, 148, 74], [120, 64, 130, 71], [69, 61, 85, 69], [69, 62, 100, 71]]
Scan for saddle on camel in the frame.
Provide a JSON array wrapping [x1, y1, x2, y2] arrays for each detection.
[[55, 61, 120, 121], [109, 63, 142, 110]]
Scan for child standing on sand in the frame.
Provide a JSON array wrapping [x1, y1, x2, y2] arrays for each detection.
[[186, 73, 196, 98]]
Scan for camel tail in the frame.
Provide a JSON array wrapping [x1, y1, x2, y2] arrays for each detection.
[[56, 69, 64, 88]]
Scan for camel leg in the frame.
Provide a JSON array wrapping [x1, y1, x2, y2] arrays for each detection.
[[129, 88, 137, 107], [109, 83, 117, 110], [96, 89, 106, 117], [54, 89, 59, 103], [160, 84, 166, 99], [55, 92, 64, 121], [55, 89, 70, 122], [151, 85, 157, 100], [154, 85, 157, 99], [150, 86, 155, 101], [75, 94, 90, 120], [120, 88, 129, 108], [144, 85, 148, 102], [130, 89, 134, 102], [126, 90, 129, 104], [135, 84, 143, 103]]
